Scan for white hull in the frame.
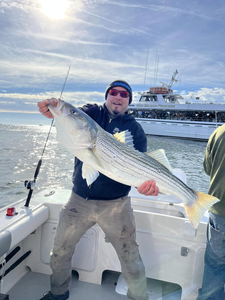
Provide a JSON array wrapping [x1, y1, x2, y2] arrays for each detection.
[[0, 177, 208, 300], [137, 118, 222, 140], [128, 81, 225, 140]]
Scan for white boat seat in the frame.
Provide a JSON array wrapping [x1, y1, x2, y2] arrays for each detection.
[[0, 230, 11, 259]]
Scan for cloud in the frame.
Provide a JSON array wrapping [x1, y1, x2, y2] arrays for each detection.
[[67, 15, 137, 35], [0, 109, 39, 113], [181, 88, 225, 103], [1, 87, 225, 114], [13, 30, 118, 47], [106, 1, 223, 22], [0, 90, 106, 112], [71, 6, 154, 36], [0, 100, 16, 105], [0, 0, 37, 13], [0, 0, 225, 111]]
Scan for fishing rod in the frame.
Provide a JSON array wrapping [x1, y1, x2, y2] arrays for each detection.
[[24, 67, 71, 207]]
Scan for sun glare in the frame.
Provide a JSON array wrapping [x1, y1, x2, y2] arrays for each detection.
[[40, 0, 69, 19]]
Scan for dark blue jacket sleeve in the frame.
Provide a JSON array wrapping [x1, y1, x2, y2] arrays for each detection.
[[79, 104, 99, 119], [132, 122, 147, 153]]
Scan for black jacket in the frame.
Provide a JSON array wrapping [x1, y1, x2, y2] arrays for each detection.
[[72, 103, 147, 200]]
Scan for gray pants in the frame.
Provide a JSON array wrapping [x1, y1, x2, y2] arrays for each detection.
[[50, 192, 148, 300]]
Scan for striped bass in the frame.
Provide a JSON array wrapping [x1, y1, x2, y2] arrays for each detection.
[[48, 99, 219, 228]]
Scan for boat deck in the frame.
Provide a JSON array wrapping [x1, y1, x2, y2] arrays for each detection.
[[7, 269, 182, 300], [1, 189, 205, 300]]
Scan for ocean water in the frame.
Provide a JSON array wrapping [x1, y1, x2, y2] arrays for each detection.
[[0, 123, 210, 208]]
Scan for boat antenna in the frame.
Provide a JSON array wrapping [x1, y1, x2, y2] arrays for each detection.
[[153, 48, 159, 91], [143, 48, 149, 92], [24, 66, 71, 207], [155, 55, 159, 87]]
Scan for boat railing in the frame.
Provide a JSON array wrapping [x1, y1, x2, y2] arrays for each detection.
[[127, 109, 225, 123]]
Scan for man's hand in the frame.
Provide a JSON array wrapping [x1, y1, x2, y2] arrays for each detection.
[[37, 98, 58, 119], [137, 180, 159, 196]]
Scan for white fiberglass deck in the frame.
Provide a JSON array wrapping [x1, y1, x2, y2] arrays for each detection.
[[7, 270, 182, 300], [0, 188, 207, 300]]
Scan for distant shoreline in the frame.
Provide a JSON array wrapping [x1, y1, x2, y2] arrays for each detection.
[[0, 112, 51, 126]]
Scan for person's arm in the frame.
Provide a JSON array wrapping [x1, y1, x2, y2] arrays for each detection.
[[132, 122, 147, 152], [203, 146, 211, 176], [203, 132, 216, 176], [37, 98, 58, 118]]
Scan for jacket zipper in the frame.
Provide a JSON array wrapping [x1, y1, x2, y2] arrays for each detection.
[[86, 184, 92, 200]]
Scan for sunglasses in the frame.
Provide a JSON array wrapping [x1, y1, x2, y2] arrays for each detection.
[[109, 89, 129, 98]]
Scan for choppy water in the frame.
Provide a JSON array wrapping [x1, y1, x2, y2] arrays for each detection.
[[0, 123, 210, 208]]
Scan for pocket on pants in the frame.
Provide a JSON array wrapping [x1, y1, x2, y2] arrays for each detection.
[[208, 219, 225, 261]]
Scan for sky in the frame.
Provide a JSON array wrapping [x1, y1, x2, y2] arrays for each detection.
[[0, 0, 225, 124]]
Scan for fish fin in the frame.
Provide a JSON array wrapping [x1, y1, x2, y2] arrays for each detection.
[[183, 191, 219, 228], [113, 130, 134, 147], [172, 168, 186, 183], [82, 163, 99, 186], [146, 149, 173, 172]]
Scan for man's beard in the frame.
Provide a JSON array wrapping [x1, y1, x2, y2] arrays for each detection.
[[112, 109, 119, 116]]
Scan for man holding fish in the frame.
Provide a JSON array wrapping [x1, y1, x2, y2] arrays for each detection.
[[37, 79, 159, 300]]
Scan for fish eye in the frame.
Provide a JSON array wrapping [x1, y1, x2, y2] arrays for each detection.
[[70, 109, 77, 115]]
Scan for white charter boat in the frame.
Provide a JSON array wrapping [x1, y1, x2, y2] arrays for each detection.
[[0, 169, 208, 300], [128, 71, 225, 140]]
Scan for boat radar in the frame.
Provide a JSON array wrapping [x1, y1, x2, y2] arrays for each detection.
[[159, 70, 180, 95]]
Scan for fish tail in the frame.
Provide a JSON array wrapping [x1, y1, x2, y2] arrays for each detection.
[[183, 191, 219, 228]]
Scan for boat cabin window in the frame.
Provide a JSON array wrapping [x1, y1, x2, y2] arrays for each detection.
[[217, 112, 225, 122], [163, 96, 176, 103], [139, 95, 157, 102], [127, 109, 223, 123]]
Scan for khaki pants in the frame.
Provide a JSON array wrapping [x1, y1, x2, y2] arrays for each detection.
[[50, 192, 148, 300]]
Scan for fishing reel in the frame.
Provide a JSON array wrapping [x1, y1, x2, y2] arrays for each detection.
[[24, 180, 35, 190]]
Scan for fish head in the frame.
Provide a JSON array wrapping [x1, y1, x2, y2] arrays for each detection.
[[48, 99, 97, 151]]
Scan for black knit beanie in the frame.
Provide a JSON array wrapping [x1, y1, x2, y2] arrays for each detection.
[[105, 79, 132, 104]]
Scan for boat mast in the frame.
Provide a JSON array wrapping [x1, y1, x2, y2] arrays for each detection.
[[153, 49, 159, 92], [143, 48, 149, 92]]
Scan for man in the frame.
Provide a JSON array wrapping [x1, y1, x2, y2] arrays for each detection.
[[37, 79, 159, 300], [197, 124, 225, 300]]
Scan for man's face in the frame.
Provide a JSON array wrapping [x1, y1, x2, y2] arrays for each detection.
[[105, 86, 130, 116]]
